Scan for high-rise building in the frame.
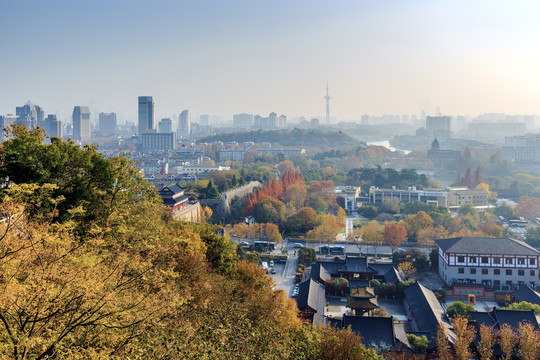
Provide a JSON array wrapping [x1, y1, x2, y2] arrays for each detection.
[[45, 115, 63, 138], [73, 106, 91, 142], [138, 96, 155, 139], [199, 114, 210, 127], [16, 104, 38, 128], [426, 115, 452, 140], [0, 115, 18, 141], [99, 112, 117, 137], [178, 109, 191, 137], [141, 129, 176, 151], [159, 118, 174, 133], [233, 113, 254, 128]]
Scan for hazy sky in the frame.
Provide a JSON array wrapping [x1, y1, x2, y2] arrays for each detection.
[[2, 0, 540, 123]]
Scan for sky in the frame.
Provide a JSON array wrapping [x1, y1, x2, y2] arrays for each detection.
[[1, 0, 540, 123]]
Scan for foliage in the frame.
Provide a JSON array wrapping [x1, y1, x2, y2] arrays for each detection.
[[346, 167, 429, 190], [446, 301, 475, 319], [517, 321, 540, 360], [429, 248, 439, 271], [515, 196, 540, 221], [452, 315, 476, 360], [417, 225, 449, 246], [525, 227, 540, 247], [402, 201, 450, 219], [436, 323, 452, 360], [316, 325, 382, 360], [398, 261, 416, 277], [406, 334, 429, 352], [324, 277, 349, 296], [358, 204, 377, 219], [492, 201, 515, 220], [380, 198, 400, 214], [504, 301, 540, 314], [371, 307, 390, 317], [297, 247, 317, 270], [383, 222, 408, 253], [499, 323, 518, 360], [285, 207, 320, 234], [308, 180, 337, 209], [402, 211, 433, 242], [309, 195, 330, 214], [478, 324, 495, 360], [305, 214, 342, 246], [253, 196, 286, 226]]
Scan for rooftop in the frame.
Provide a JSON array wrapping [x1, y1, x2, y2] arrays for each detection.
[[435, 237, 540, 256]]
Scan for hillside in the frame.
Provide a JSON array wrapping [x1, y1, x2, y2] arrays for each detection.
[[198, 128, 363, 150]]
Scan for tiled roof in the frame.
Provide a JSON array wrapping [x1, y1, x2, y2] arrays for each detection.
[[435, 237, 540, 256], [511, 286, 540, 306], [296, 279, 326, 326], [339, 256, 375, 273]]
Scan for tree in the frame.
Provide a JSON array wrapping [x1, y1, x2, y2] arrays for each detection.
[[474, 165, 485, 186], [337, 207, 347, 223], [308, 180, 337, 209], [463, 167, 474, 188], [493, 201, 514, 220], [504, 301, 540, 314], [277, 160, 296, 175], [517, 321, 540, 360], [306, 214, 342, 247], [358, 205, 377, 219], [515, 196, 540, 221], [380, 198, 400, 214], [406, 334, 428, 352], [446, 301, 475, 319], [285, 207, 319, 234], [383, 222, 408, 254], [417, 225, 449, 246], [361, 221, 384, 257], [478, 324, 495, 360], [253, 196, 286, 226], [499, 323, 517, 360], [398, 261, 416, 277], [436, 323, 452, 360], [282, 182, 307, 210], [452, 315, 476, 360], [309, 195, 329, 214], [254, 223, 282, 243], [316, 325, 382, 360], [403, 211, 433, 242], [204, 179, 220, 198]]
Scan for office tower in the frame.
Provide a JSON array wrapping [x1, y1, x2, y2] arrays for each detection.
[[45, 115, 63, 138], [141, 130, 176, 151], [233, 113, 254, 128], [99, 112, 117, 137], [325, 82, 330, 125], [159, 118, 173, 133], [138, 96, 155, 139], [73, 106, 91, 142], [35, 105, 45, 128], [200, 114, 209, 126], [16, 104, 38, 128], [0, 115, 18, 141], [178, 109, 191, 137]]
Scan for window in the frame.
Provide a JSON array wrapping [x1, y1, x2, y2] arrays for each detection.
[[518, 270, 525, 276], [470, 257, 476, 263], [506, 258, 513, 265], [482, 269, 488, 275], [518, 259, 525, 265], [531, 270, 536, 276], [506, 281, 513, 286], [494, 269, 501, 275], [458, 268, 465, 274], [482, 257, 489, 264], [458, 256, 465, 263], [506, 269, 512, 276], [494, 258, 501, 264], [470, 268, 476, 274], [531, 259, 536, 265]]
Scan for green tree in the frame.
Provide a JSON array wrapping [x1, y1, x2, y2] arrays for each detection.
[[285, 207, 320, 234], [309, 195, 329, 214], [253, 196, 286, 226], [204, 179, 220, 198], [446, 301, 475, 319], [406, 334, 429, 352], [504, 301, 540, 314]]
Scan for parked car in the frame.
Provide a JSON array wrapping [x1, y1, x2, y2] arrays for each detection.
[[269, 260, 274, 267], [270, 269, 276, 274], [294, 243, 303, 248]]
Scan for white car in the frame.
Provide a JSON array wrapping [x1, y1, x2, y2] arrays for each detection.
[[294, 243, 304, 248]]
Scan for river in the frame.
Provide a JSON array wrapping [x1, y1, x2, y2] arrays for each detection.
[[366, 140, 411, 155]]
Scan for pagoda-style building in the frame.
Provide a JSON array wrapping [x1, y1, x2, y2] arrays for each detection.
[[348, 285, 379, 316]]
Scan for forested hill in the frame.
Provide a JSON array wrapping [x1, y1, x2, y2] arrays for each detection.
[[198, 128, 364, 149]]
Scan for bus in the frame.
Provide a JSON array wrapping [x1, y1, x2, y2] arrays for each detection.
[[509, 219, 528, 228], [319, 245, 345, 255], [253, 240, 276, 251]]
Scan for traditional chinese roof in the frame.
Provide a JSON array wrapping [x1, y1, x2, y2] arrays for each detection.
[[435, 237, 540, 256], [511, 286, 540, 306], [338, 256, 375, 274], [341, 315, 410, 350], [296, 279, 326, 325], [348, 285, 378, 309]]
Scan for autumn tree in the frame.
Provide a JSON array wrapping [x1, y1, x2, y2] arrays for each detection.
[[383, 222, 408, 254], [417, 225, 449, 246], [478, 324, 495, 360], [436, 323, 452, 360], [308, 180, 337, 209], [402, 211, 433, 242], [463, 167, 475, 188], [316, 325, 382, 360], [515, 196, 540, 221], [517, 321, 540, 360], [306, 214, 342, 247], [398, 261, 416, 277], [361, 221, 384, 257], [337, 207, 347, 223], [452, 315, 476, 360], [285, 207, 319, 234], [282, 182, 307, 210], [253, 196, 286, 225], [499, 323, 517, 360], [277, 160, 296, 175]]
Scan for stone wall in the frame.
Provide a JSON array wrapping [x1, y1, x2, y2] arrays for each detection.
[[201, 181, 262, 219], [173, 202, 201, 222]]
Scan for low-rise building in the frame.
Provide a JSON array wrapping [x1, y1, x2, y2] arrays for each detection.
[[436, 237, 540, 290], [369, 186, 448, 207], [174, 165, 231, 175], [447, 187, 489, 209], [336, 186, 361, 211]]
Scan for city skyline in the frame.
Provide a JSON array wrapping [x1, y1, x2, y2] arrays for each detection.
[[2, 1, 540, 121]]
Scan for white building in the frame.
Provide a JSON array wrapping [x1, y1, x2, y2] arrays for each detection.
[[73, 106, 91, 142], [178, 109, 191, 137]]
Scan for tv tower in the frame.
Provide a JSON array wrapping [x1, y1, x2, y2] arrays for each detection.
[[324, 81, 330, 125]]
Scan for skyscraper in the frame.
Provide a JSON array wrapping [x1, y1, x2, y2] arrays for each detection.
[[73, 106, 91, 142], [159, 118, 174, 133], [324, 82, 330, 125], [138, 96, 155, 139], [199, 114, 209, 127], [45, 115, 63, 138], [178, 109, 191, 137], [16, 104, 38, 128], [99, 112, 117, 137]]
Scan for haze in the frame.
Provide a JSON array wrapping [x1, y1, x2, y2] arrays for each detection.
[[1, 0, 540, 121]]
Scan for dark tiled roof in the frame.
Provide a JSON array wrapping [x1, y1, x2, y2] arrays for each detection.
[[296, 279, 326, 326], [435, 237, 540, 256], [403, 282, 455, 349], [511, 286, 540, 306], [161, 194, 190, 206], [348, 279, 370, 288], [339, 256, 374, 273], [493, 308, 539, 329], [370, 263, 403, 283], [343, 316, 395, 349], [469, 311, 496, 327], [310, 261, 342, 283]]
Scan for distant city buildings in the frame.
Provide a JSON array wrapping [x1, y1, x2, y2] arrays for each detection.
[[233, 113, 254, 128], [159, 118, 174, 133], [138, 96, 155, 139], [15, 104, 44, 129], [0, 115, 18, 141], [218, 144, 305, 161], [427, 138, 461, 170], [72, 106, 91, 142], [98, 112, 117, 137], [178, 109, 191, 137], [425, 115, 452, 140], [141, 130, 176, 151], [45, 115, 63, 138], [501, 134, 540, 164], [253, 112, 286, 129], [199, 114, 209, 126]]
